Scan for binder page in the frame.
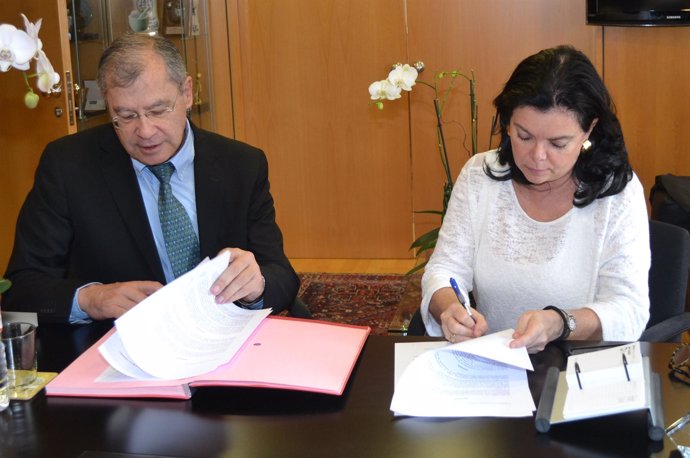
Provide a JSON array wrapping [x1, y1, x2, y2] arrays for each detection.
[[99, 252, 271, 380], [561, 376, 646, 420], [561, 343, 647, 420], [564, 342, 643, 389]]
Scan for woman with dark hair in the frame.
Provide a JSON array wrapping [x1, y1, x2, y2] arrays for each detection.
[[420, 45, 650, 353]]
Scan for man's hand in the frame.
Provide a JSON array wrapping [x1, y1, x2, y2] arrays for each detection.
[[78, 281, 163, 320], [210, 248, 265, 304]]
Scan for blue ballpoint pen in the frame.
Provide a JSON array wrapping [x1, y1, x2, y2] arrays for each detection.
[[449, 277, 476, 324]]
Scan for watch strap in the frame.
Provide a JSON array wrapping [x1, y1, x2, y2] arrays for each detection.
[[543, 305, 572, 341]]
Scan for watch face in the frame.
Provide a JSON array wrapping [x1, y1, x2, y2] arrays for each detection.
[[566, 314, 576, 331]]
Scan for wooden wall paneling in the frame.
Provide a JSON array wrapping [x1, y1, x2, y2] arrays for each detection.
[[226, 0, 245, 139], [406, 0, 602, 241], [207, 0, 234, 138], [602, 26, 690, 203], [229, 0, 413, 258]]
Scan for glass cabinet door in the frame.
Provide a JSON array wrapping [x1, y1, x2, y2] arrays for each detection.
[[67, 0, 214, 132]]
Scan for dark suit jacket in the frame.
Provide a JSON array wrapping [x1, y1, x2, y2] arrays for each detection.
[[4, 123, 299, 323]]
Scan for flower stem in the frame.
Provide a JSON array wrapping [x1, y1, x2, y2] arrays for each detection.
[[22, 71, 34, 92], [469, 72, 478, 156], [434, 98, 453, 190]]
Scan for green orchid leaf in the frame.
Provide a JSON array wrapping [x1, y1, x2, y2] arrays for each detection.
[[414, 241, 437, 257], [0, 278, 12, 294], [406, 260, 428, 275], [409, 227, 440, 249]]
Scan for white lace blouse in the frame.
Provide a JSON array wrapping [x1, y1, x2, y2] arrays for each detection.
[[421, 150, 650, 341]]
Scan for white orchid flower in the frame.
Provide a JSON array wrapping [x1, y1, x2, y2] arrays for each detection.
[[35, 49, 60, 94], [387, 64, 418, 91], [368, 79, 402, 101], [0, 23, 37, 72], [21, 14, 43, 52]]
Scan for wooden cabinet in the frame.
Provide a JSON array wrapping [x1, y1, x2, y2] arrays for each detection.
[[0, 0, 75, 272], [0, 0, 231, 271], [68, 0, 218, 133]]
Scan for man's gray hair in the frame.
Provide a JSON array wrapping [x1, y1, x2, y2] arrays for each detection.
[[97, 33, 187, 96]]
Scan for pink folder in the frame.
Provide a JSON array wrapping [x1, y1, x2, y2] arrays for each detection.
[[46, 316, 370, 399]]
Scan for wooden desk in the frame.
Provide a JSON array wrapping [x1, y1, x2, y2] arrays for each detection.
[[0, 322, 686, 458]]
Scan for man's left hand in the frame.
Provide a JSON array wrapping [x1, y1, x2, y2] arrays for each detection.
[[210, 248, 264, 304]]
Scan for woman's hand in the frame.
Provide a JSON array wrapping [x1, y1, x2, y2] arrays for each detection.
[[509, 309, 563, 353], [510, 307, 602, 353], [430, 288, 488, 343]]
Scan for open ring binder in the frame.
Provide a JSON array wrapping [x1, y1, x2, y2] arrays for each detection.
[[535, 345, 665, 441]]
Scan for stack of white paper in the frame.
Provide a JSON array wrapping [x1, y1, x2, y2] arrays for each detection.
[[391, 329, 536, 417], [99, 252, 271, 380]]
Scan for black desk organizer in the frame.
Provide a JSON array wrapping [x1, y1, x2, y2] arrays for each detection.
[[535, 358, 665, 441]]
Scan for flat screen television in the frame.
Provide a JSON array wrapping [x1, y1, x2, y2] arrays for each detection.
[[587, 0, 690, 26]]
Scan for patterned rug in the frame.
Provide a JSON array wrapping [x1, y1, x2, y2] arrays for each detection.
[[296, 273, 421, 335]]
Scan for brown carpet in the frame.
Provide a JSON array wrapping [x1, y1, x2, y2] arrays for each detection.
[[296, 273, 421, 335]]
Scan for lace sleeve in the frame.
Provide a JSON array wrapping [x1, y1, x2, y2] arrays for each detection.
[[420, 153, 494, 335]]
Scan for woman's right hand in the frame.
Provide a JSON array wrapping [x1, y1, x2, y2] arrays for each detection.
[[430, 287, 488, 343]]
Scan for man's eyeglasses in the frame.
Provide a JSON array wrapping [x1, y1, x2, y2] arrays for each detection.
[[111, 95, 179, 129], [669, 343, 690, 385]]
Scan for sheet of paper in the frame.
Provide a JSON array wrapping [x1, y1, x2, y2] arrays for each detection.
[[393, 341, 448, 385], [441, 329, 534, 371], [390, 330, 536, 417], [99, 252, 271, 379]]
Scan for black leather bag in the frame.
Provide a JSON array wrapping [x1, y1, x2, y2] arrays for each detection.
[[650, 174, 690, 234]]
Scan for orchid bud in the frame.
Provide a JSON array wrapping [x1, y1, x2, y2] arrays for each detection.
[[24, 91, 39, 109]]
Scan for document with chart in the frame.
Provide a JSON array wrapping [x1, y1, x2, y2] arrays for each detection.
[[391, 330, 536, 417]]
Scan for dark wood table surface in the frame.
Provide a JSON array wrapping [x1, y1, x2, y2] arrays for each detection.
[[0, 321, 686, 458]]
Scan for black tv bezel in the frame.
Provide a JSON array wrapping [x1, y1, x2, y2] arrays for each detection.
[[586, 0, 690, 26]]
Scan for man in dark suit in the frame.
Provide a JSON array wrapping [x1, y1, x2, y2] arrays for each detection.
[[3, 33, 299, 323]]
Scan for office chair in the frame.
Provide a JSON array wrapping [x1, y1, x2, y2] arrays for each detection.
[[407, 305, 425, 336], [287, 296, 313, 319], [407, 220, 690, 342], [640, 219, 690, 342]]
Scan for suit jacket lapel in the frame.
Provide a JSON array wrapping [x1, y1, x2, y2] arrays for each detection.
[[193, 127, 225, 258], [97, 127, 166, 282]]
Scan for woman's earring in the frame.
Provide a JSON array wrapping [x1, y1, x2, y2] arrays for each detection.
[[581, 139, 592, 152]]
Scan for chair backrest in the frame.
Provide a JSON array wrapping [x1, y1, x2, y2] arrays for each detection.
[[647, 219, 690, 329]]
